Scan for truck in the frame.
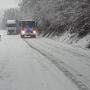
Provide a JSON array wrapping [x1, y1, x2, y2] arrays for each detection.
[[19, 20, 38, 38], [6, 20, 20, 35]]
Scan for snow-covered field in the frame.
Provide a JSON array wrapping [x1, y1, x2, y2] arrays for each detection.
[[0, 31, 79, 90]]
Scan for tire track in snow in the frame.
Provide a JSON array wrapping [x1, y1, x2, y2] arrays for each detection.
[[23, 38, 89, 90]]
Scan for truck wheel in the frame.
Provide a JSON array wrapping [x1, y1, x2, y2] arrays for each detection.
[[34, 35, 36, 38], [21, 35, 24, 38], [32, 35, 36, 38]]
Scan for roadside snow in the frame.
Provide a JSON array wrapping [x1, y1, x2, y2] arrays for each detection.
[[53, 33, 90, 50]]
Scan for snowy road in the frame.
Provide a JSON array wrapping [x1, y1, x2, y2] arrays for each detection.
[[0, 31, 89, 90], [24, 38, 90, 90]]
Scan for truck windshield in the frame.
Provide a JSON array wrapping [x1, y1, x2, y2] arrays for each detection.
[[20, 21, 36, 27], [7, 24, 16, 27]]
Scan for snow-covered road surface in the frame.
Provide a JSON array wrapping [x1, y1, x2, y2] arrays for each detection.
[[24, 38, 90, 90], [0, 33, 79, 90]]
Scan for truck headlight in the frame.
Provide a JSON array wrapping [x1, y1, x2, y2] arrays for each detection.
[[33, 31, 36, 34], [21, 30, 25, 35]]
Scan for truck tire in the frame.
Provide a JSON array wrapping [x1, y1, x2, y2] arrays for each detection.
[[21, 35, 24, 38], [32, 35, 36, 38]]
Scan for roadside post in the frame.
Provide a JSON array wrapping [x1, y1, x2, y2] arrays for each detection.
[[0, 35, 1, 41]]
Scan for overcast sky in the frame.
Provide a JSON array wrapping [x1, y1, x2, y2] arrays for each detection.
[[0, 0, 19, 9]]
